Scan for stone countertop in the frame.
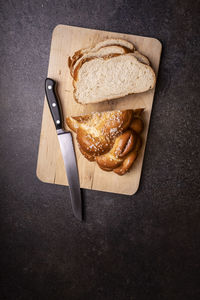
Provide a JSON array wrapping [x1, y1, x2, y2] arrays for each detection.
[[0, 1, 199, 299]]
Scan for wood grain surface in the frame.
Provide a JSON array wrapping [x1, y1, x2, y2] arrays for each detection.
[[36, 24, 162, 195]]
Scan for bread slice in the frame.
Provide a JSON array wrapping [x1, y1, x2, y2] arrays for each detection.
[[72, 52, 150, 83], [132, 51, 150, 65], [74, 53, 156, 104], [70, 45, 131, 77], [71, 48, 149, 78], [66, 109, 144, 175], [68, 38, 135, 71]]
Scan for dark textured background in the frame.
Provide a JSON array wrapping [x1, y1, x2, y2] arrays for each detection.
[[0, 0, 200, 299]]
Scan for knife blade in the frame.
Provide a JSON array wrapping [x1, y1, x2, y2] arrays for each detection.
[[45, 78, 82, 221]]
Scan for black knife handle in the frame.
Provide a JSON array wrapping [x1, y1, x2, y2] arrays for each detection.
[[45, 78, 62, 130]]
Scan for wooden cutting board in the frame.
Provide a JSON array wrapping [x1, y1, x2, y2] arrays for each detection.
[[36, 24, 162, 195]]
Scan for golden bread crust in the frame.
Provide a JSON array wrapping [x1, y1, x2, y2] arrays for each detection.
[[66, 109, 144, 175]]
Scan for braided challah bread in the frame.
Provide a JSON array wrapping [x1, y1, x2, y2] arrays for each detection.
[[66, 109, 144, 175]]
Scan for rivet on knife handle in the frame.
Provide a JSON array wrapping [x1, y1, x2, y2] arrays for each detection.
[[45, 78, 62, 130]]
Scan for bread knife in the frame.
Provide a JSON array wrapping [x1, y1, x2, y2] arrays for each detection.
[[45, 78, 82, 221]]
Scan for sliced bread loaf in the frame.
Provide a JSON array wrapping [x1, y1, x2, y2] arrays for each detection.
[[70, 45, 131, 77], [73, 53, 156, 104], [68, 38, 135, 70]]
